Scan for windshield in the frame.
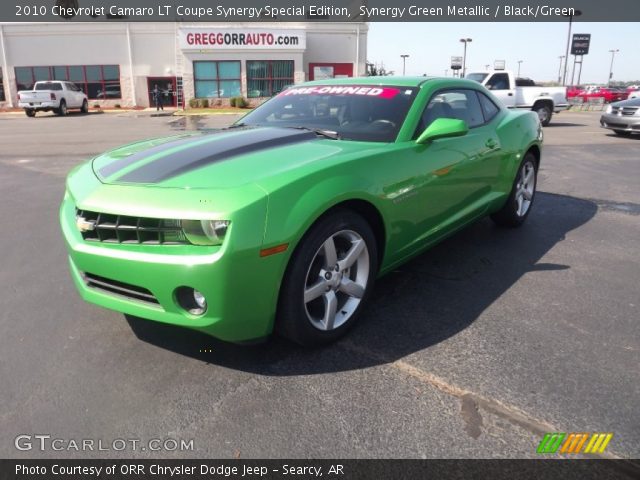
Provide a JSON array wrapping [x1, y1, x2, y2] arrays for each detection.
[[466, 73, 488, 83], [238, 85, 419, 142]]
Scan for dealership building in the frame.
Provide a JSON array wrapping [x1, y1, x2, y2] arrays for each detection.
[[0, 22, 368, 108]]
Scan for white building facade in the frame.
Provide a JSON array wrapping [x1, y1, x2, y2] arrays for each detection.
[[0, 22, 368, 108]]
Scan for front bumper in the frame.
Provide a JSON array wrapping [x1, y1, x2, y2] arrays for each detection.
[[60, 188, 285, 343], [600, 113, 640, 132]]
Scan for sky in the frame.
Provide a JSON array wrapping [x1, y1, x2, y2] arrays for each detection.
[[368, 22, 640, 84]]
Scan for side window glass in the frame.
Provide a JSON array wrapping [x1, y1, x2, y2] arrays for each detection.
[[478, 92, 500, 122], [415, 89, 485, 137], [486, 73, 510, 90]]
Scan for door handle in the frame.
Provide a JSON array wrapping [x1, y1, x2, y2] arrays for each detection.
[[485, 138, 498, 149], [508, 92, 514, 96]]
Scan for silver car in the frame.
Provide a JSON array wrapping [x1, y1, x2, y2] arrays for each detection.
[[600, 97, 640, 136]]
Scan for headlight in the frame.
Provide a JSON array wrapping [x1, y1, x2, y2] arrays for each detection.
[[181, 220, 230, 246], [605, 104, 613, 114]]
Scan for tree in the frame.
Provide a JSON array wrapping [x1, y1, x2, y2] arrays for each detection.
[[366, 62, 394, 77]]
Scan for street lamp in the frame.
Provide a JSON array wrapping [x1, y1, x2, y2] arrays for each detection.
[[517, 60, 523, 77], [562, 9, 582, 85], [485, 64, 490, 70], [460, 38, 472, 77], [400, 54, 409, 75], [557, 56, 565, 83], [608, 49, 619, 86]]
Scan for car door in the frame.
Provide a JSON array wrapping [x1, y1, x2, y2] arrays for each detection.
[[386, 89, 503, 260], [485, 73, 515, 108]]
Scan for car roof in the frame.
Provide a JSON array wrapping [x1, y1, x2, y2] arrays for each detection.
[[301, 76, 479, 89]]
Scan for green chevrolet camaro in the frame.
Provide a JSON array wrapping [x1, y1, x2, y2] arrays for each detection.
[[60, 77, 542, 345]]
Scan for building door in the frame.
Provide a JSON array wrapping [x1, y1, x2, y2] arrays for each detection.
[[308, 63, 353, 81], [147, 77, 177, 107]]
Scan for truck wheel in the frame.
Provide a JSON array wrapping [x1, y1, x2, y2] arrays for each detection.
[[80, 99, 89, 114], [533, 103, 552, 126], [276, 210, 378, 346], [491, 152, 538, 228], [57, 100, 67, 116], [25, 109, 36, 118]]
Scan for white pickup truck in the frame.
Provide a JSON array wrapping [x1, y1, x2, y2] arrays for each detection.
[[466, 70, 568, 126], [18, 81, 88, 117]]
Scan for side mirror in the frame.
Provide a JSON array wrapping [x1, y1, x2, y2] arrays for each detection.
[[416, 118, 469, 144]]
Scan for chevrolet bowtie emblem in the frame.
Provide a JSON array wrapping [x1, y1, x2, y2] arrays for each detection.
[[76, 216, 96, 232]]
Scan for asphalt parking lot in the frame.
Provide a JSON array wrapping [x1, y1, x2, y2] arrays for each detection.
[[0, 109, 638, 460]]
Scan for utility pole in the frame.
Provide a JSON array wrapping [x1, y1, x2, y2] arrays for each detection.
[[608, 49, 619, 86], [460, 38, 472, 77], [400, 54, 409, 75], [557, 56, 565, 83]]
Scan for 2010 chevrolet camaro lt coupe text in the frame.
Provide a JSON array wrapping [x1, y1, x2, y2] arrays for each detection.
[[60, 77, 543, 345]]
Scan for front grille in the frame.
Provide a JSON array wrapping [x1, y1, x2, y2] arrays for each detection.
[[83, 272, 160, 305], [76, 209, 188, 244], [611, 106, 639, 116]]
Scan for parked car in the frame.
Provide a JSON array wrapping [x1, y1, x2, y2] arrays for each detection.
[[600, 97, 640, 135], [60, 77, 542, 346], [466, 70, 568, 126], [627, 88, 640, 100], [566, 85, 585, 99], [579, 87, 628, 103], [18, 80, 88, 117]]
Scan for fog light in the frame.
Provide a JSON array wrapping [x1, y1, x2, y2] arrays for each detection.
[[175, 287, 207, 315]]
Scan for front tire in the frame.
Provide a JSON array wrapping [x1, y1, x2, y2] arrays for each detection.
[[80, 99, 89, 114], [276, 210, 378, 346], [613, 129, 631, 136], [491, 153, 538, 227]]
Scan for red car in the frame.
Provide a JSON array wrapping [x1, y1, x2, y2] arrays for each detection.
[[566, 85, 584, 98], [580, 87, 628, 103]]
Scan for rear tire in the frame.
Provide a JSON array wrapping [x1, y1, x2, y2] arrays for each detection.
[[491, 153, 538, 228], [57, 100, 67, 116], [276, 210, 378, 346], [25, 109, 36, 118], [80, 99, 89, 114], [533, 103, 552, 126]]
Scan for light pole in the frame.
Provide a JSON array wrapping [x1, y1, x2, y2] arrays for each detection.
[[485, 64, 490, 70], [557, 56, 565, 83], [400, 54, 409, 75], [444, 69, 448, 77], [562, 10, 582, 85], [460, 38, 472, 77], [608, 49, 619, 86], [517, 60, 523, 77]]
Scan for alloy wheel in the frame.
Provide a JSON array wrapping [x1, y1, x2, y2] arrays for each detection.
[[303, 229, 370, 331]]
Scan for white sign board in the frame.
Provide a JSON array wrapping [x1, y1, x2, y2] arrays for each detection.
[[450, 56, 463, 69], [494, 60, 506, 70], [179, 28, 306, 50]]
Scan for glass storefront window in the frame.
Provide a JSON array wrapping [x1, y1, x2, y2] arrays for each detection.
[[194, 61, 241, 98], [14, 65, 121, 99], [247, 60, 294, 98]]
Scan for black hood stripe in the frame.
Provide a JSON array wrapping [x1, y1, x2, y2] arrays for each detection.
[[97, 133, 212, 179], [115, 128, 317, 184]]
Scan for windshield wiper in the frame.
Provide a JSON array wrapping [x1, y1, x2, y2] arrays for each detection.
[[289, 126, 341, 140], [227, 122, 247, 129]]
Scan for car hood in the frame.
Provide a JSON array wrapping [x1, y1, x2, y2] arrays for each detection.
[[611, 97, 640, 107], [92, 127, 382, 190]]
